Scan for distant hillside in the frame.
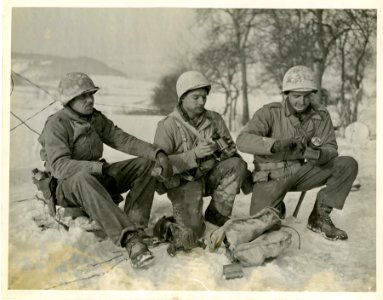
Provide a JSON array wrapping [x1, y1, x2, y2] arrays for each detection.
[[11, 52, 128, 86]]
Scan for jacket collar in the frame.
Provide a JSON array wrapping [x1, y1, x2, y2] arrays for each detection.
[[174, 105, 211, 130], [63, 106, 94, 122]]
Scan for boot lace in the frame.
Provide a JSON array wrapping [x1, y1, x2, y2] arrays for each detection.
[[321, 214, 336, 228]]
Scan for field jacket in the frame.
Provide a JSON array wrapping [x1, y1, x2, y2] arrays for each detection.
[[237, 99, 338, 178], [38, 107, 159, 180], [154, 107, 234, 179]]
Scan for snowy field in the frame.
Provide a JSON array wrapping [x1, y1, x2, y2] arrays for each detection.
[[5, 78, 377, 293]]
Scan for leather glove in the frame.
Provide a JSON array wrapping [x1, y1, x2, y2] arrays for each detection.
[[271, 138, 304, 154], [304, 147, 322, 165], [102, 161, 110, 175], [154, 151, 173, 181], [100, 161, 118, 189]]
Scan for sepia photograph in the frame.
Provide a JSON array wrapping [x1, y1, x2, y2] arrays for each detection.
[[2, 1, 381, 299]]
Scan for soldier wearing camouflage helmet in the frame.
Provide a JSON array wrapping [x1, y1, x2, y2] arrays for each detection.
[[153, 71, 249, 246], [38, 72, 173, 268], [237, 65, 358, 241]]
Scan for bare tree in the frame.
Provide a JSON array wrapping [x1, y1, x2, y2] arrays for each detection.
[[336, 10, 376, 125], [196, 9, 258, 125], [252, 10, 317, 91], [251, 9, 375, 120], [195, 41, 241, 130], [194, 8, 375, 129], [311, 10, 355, 105]]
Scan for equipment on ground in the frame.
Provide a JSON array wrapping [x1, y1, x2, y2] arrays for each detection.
[[223, 263, 244, 280], [153, 216, 206, 256], [207, 207, 293, 275]]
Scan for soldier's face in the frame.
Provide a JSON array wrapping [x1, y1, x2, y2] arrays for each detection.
[[69, 92, 95, 115], [181, 88, 208, 118], [288, 91, 314, 112]]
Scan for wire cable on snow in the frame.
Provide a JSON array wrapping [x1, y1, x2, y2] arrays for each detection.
[[10, 112, 41, 135], [10, 70, 58, 134], [11, 70, 57, 100], [45, 257, 126, 289], [96, 102, 164, 114], [281, 224, 301, 249], [14, 197, 37, 203], [10, 100, 57, 132], [9, 70, 163, 135], [90, 254, 124, 267], [192, 278, 210, 291]]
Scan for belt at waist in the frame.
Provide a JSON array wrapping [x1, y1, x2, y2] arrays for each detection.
[[257, 160, 303, 171]]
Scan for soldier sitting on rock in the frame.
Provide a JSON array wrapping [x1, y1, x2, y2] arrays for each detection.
[[38, 72, 173, 268]]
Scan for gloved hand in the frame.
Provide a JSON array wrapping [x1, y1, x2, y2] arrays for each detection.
[[155, 151, 173, 180], [303, 147, 321, 161], [304, 147, 329, 166], [271, 138, 304, 154], [100, 160, 118, 189], [101, 161, 111, 175]]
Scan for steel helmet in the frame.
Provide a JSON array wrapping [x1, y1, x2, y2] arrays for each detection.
[[58, 72, 99, 105], [282, 66, 317, 93], [176, 71, 211, 100]]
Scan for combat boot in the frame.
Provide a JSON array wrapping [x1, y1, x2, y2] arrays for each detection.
[[122, 231, 154, 269], [307, 198, 348, 241], [275, 201, 286, 219], [205, 201, 229, 227]]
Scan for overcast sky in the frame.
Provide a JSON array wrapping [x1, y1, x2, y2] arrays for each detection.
[[11, 8, 202, 79]]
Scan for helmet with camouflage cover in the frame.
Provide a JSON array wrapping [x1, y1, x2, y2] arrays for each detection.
[[282, 66, 317, 93], [176, 71, 211, 101], [58, 72, 99, 105]]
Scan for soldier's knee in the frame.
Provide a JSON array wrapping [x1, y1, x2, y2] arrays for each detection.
[[66, 171, 102, 191], [336, 156, 358, 176], [72, 171, 97, 183], [235, 157, 248, 171], [223, 157, 248, 174]]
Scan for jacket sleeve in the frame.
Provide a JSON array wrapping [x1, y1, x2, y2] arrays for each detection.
[[236, 106, 276, 155], [153, 120, 198, 174], [99, 113, 160, 160], [316, 111, 338, 163], [42, 118, 103, 179]]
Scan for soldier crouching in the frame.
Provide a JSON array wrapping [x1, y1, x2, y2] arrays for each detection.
[[153, 71, 249, 242]]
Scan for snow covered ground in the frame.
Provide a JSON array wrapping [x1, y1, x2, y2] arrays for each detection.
[[5, 78, 377, 293]]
